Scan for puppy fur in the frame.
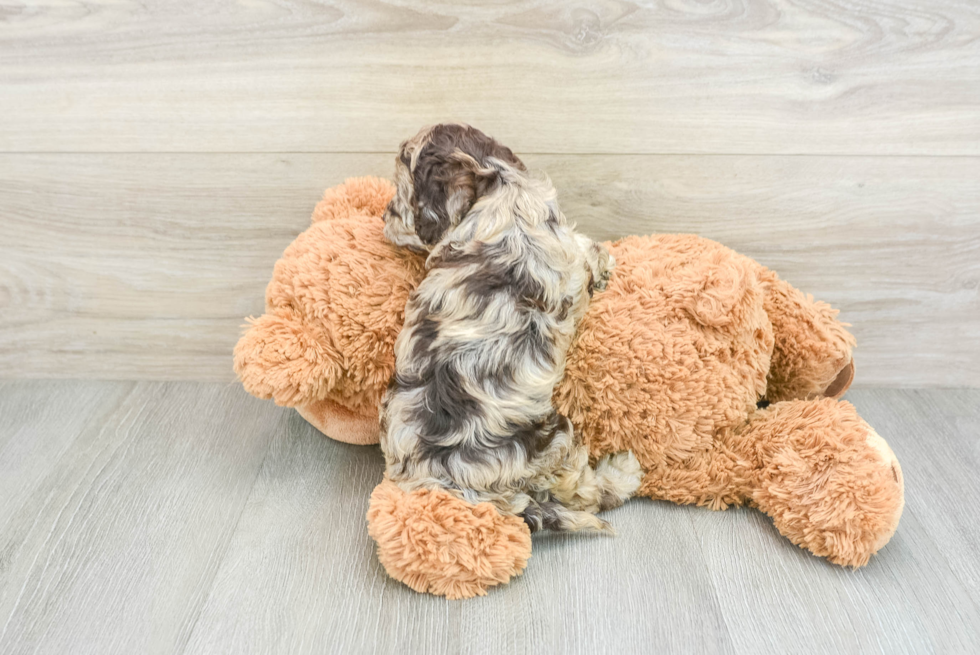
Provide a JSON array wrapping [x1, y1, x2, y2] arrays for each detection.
[[381, 124, 641, 533]]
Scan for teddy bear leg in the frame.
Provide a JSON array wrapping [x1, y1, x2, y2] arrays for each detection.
[[759, 269, 857, 402], [366, 480, 533, 599], [732, 398, 904, 567]]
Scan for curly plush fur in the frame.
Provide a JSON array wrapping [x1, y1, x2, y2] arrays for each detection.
[[367, 479, 532, 599], [235, 176, 904, 599]]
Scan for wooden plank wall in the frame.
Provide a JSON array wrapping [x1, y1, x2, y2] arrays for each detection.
[[1, 1, 978, 386]]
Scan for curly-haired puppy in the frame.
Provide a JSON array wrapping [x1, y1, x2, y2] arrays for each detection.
[[381, 124, 641, 533]]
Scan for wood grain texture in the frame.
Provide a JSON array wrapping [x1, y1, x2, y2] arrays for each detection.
[[3, 382, 978, 654], [0, 380, 133, 529], [1, 153, 977, 385], [0, 1, 978, 155], [0, 382, 284, 655], [1, 0, 977, 650], [691, 389, 980, 654], [854, 388, 980, 604], [182, 412, 734, 655]]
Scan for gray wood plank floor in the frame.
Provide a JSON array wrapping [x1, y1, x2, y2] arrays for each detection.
[[1, 382, 977, 654]]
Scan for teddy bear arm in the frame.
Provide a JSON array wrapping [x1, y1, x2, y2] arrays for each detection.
[[729, 398, 904, 567], [760, 269, 857, 403], [233, 309, 346, 408], [367, 480, 532, 599]]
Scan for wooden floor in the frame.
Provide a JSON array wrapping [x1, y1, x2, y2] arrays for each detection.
[[0, 382, 977, 654]]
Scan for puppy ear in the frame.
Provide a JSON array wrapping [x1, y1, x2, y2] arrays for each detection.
[[412, 147, 497, 246]]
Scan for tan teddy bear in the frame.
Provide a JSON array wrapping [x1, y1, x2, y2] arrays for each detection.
[[235, 177, 904, 599]]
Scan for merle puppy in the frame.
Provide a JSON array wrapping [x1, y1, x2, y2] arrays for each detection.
[[381, 123, 641, 533]]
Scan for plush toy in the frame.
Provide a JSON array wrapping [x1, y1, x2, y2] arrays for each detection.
[[235, 177, 904, 599]]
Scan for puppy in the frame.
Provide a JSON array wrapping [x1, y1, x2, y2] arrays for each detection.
[[381, 124, 641, 533]]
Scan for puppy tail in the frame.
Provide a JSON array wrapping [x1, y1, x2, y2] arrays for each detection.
[[521, 499, 615, 535]]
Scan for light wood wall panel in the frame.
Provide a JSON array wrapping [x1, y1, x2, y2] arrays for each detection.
[[0, 1, 978, 155], [1, 153, 976, 385]]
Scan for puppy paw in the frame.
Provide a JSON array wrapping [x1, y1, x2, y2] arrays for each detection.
[[593, 268, 613, 292], [592, 245, 615, 292], [574, 234, 615, 293], [595, 451, 643, 511], [601, 250, 616, 275], [592, 252, 616, 296]]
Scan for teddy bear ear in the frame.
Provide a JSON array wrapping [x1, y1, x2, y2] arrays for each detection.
[[233, 308, 344, 408], [680, 256, 759, 329], [760, 269, 857, 402], [823, 359, 855, 399], [311, 176, 396, 224]]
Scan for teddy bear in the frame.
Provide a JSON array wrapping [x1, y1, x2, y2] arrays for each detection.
[[234, 176, 904, 599]]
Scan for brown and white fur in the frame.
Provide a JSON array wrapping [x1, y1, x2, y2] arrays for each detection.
[[381, 124, 641, 533]]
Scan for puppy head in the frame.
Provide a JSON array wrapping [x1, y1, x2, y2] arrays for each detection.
[[383, 123, 525, 251]]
